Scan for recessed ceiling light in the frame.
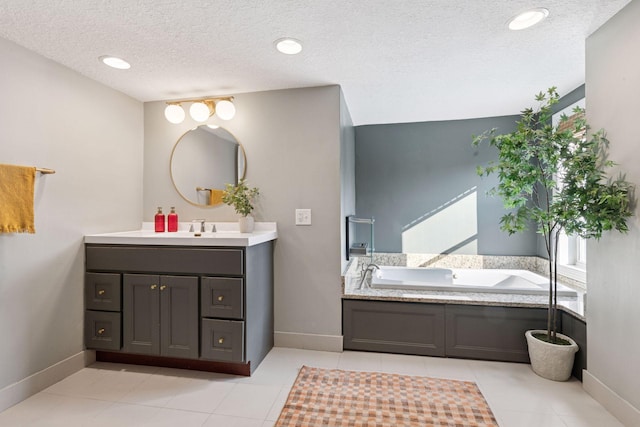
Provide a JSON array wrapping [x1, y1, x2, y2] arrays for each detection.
[[275, 38, 302, 55], [99, 55, 131, 70], [508, 8, 549, 30]]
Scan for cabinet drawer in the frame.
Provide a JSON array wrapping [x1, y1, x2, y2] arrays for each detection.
[[201, 277, 244, 319], [85, 273, 121, 311], [86, 245, 243, 276], [85, 311, 121, 351], [201, 319, 244, 362]]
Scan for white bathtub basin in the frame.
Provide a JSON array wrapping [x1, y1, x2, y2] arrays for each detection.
[[371, 266, 577, 297]]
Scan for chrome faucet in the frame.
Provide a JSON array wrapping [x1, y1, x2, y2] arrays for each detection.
[[189, 219, 206, 233], [357, 263, 380, 290]]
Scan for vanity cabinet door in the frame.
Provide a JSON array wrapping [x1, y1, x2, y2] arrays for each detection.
[[123, 274, 160, 355], [160, 275, 199, 359]]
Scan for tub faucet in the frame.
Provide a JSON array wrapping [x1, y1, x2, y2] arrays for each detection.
[[357, 263, 380, 290], [189, 219, 206, 233]]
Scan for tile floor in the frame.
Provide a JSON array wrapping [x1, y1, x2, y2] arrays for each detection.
[[0, 348, 623, 426]]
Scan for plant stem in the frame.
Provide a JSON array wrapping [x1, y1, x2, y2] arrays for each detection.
[[547, 229, 553, 339], [552, 228, 561, 343]]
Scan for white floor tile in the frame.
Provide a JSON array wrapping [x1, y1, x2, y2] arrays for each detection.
[[0, 393, 111, 426], [90, 402, 161, 426], [118, 373, 189, 407], [265, 385, 292, 421], [378, 352, 431, 376], [560, 412, 624, 427], [164, 379, 236, 413], [423, 356, 477, 381], [0, 347, 624, 427], [337, 350, 382, 371], [146, 407, 211, 427], [479, 381, 558, 414], [202, 413, 266, 427], [497, 410, 569, 427], [213, 383, 282, 420]]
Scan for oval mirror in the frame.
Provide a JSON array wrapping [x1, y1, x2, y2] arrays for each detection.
[[170, 125, 246, 206]]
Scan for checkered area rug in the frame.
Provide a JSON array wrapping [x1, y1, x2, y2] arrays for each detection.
[[275, 366, 498, 427]]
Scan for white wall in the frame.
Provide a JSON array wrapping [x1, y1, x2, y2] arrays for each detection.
[[0, 37, 143, 408], [585, 1, 640, 424], [144, 86, 345, 350], [340, 89, 356, 270]]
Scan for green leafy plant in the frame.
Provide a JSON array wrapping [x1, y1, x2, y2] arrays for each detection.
[[222, 178, 260, 217], [473, 87, 633, 344]]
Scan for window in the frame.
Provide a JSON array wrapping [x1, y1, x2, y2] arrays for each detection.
[[552, 99, 587, 283]]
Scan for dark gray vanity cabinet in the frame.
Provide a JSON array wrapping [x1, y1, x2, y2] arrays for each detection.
[[84, 242, 274, 375], [122, 274, 198, 359]]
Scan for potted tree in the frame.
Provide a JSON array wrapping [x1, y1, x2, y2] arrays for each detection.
[[473, 87, 633, 381], [222, 178, 260, 233]]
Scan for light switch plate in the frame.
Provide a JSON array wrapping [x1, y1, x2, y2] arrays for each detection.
[[295, 209, 312, 225]]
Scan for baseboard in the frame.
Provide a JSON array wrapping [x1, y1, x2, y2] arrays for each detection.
[[583, 369, 640, 427], [0, 350, 94, 413], [274, 331, 343, 352]]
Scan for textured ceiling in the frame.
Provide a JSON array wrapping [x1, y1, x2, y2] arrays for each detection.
[[0, 0, 631, 125]]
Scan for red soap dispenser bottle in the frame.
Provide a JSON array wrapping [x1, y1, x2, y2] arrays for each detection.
[[168, 207, 178, 232], [154, 207, 165, 232]]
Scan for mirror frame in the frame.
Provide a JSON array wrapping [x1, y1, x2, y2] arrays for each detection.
[[169, 125, 247, 207]]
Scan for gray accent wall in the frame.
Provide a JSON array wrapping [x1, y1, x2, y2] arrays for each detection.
[[355, 115, 537, 255]]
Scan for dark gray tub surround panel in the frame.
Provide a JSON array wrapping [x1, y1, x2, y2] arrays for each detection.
[[342, 298, 587, 379], [343, 300, 445, 356], [445, 305, 547, 362]]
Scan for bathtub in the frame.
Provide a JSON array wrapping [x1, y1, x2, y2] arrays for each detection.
[[370, 266, 577, 297]]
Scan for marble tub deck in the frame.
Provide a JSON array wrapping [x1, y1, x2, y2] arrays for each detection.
[[342, 257, 586, 321]]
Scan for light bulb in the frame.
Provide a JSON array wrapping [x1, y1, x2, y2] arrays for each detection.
[[215, 100, 236, 120], [164, 104, 185, 124], [190, 102, 212, 122], [275, 38, 303, 55], [99, 55, 131, 69], [508, 8, 549, 30]]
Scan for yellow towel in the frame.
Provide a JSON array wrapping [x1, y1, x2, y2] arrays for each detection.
[[0, 164, 36, 233], [209, 189, 224, 206]]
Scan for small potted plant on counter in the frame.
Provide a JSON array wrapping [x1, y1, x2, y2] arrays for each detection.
[[473, 87, 633, 381], [222, 178, 260, 233]]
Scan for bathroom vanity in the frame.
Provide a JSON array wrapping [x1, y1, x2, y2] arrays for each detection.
[[84, 223, 276, 375]]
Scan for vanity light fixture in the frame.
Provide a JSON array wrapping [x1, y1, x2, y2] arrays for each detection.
[[507, 8, 549, 30], [99, 55, 131, 70], [275, 37, 303, 55], [163, 96, 235, 124]]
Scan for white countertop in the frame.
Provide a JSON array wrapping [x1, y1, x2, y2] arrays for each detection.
[[85, 222, 277, 247]]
